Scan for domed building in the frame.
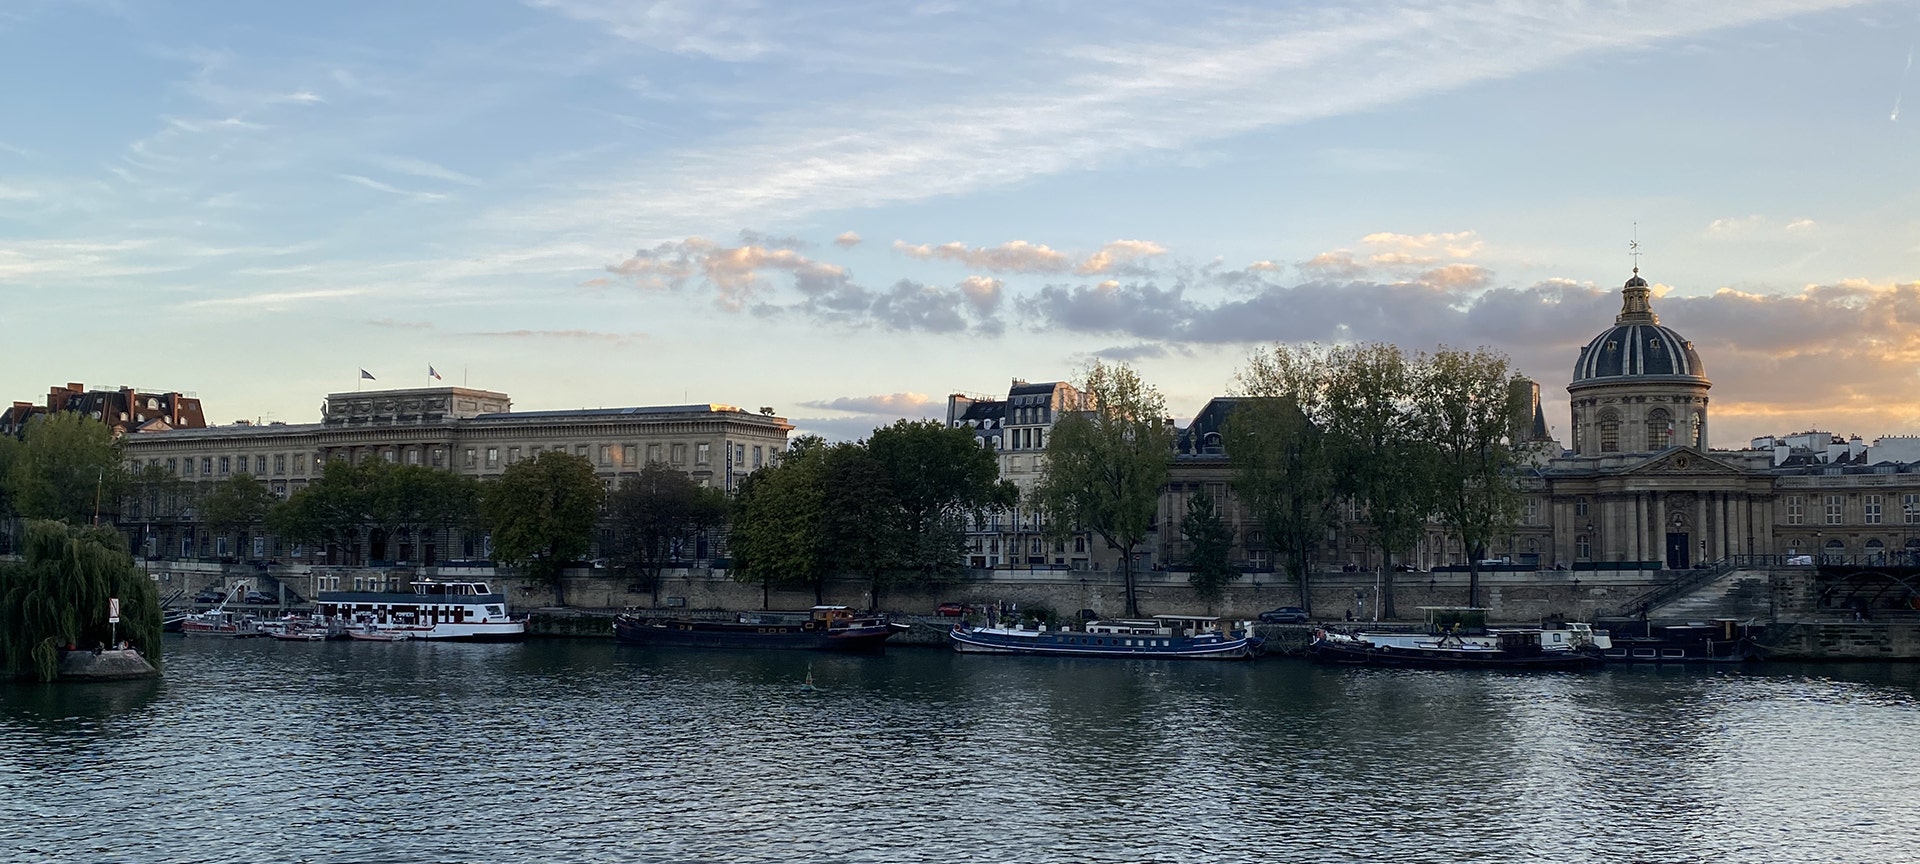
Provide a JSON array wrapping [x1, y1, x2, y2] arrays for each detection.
[[1567, 269, 1710, 455]]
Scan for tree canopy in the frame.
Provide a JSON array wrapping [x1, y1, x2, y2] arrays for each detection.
[[1416, 347, 1535, 607], [605, 461, 729, 607], [866, 419, 1013, 584], [1227, 345, 1341, 614], [480, 450, 605, 605], [1031, 361, 1173, 618], [200, 473, 278, 551], [1180, 488, 1235, 608], [6, 413, 125, 525], [0, 520, 161, 681], [729, 438, 830, 607]]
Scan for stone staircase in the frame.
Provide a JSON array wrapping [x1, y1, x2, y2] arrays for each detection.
[[1643, 570, 1771, 622]]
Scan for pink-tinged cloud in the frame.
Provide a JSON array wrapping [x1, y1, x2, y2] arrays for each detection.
[[834, 231, 862, 248], [608, 238, 849, 310], [798, 392, 940, 415]]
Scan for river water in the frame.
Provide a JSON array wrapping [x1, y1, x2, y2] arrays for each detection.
[[4, 637, 1919, 863]]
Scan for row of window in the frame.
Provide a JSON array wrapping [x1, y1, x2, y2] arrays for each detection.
[[1783, 493, 1920, 525], [138, 453, 314, 479], [463, 442, 765, 471]]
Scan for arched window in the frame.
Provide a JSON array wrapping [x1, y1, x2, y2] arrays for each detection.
[[1646, 408, 1672, 450], [1598, 409, 1621, 452]]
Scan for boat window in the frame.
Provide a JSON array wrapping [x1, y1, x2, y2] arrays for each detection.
[[1662, 649, 1686, 658], [1633, 648, 1656, 658]]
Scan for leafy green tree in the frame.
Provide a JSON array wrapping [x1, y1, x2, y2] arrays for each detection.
[[606, 461, 729, 608], [200, 473, 278, 559], [1032, 361, 1174, 618], [0, 520, 162, 681], [1228, 345, 1342, 615], [1180, 489, 1236, 607], [1415, 348, 1535, 608], [7, 413, 126, 525], [1324, 343, 1437, 620], [480, 450, 605, 606], [819, 441, 906, 605], [270, 459, 374, 564], [367, 462, 481, 564], [866, 419, 1013, 584], [730, 441, 830, 607]]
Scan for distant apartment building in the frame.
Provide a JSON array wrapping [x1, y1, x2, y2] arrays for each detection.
[[946, 378, 1092, 568], [114, 386, 791, 567], [2, 381, 206, 437]]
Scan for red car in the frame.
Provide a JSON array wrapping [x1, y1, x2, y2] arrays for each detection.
[[936, 603, 972, 617]]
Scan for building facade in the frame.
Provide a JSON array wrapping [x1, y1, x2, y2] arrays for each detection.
[[115, 386, 792, 567], [947, 379, 1093, 568]]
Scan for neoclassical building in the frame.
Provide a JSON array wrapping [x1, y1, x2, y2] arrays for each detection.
[[113, 386, 792, 566], [1146, 268, 1920, 576]]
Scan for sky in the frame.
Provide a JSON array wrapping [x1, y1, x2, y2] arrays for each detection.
[[2, 0, 1917, 448]]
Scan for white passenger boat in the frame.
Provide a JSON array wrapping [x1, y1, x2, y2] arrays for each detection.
[[949, 614, 1263, 660], [316, 580, 526, 642]]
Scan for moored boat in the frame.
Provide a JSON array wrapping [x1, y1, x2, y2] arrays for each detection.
[[612, 606, 902, 651], [1596, 618, 1760, 663], [179, 609, 265, 638], [316, 580, 525, 642], [1306, 607, 1607, 670], [948, 614, 1264, 660]]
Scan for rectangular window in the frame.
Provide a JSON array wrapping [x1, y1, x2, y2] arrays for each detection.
[[486, 448, 500, 468], [1866, 494, 1882, 525], [1825, 494, 1843, 525], [1906, 493, 1920, 524], [218, 456, 231, 475], [647, 443, 662, 464], [1786, 496, 1804, 525], [464, 449, 476, 468], [672, 443, 686, 464], [598, 444, 611, 465], [752, 446, 763, 468], [255, 455, 266, 474], [1522, 498, 1539, 525], [406, 449, 421, 465], [1575, 497, 1588, 517], [432, 448, 445, 467], [508, 447, 520, 465], [295, 454, 307, 474], [623, 443, 638, 467], [735, 444, 744, 465], [167, 457, 178, 475], [696, 443, 710, 465], [274, 454, 286, 475], [576, 445, 588, 458]]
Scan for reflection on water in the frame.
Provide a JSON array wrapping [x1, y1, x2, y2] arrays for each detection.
[[3, 639, 1918, 863]]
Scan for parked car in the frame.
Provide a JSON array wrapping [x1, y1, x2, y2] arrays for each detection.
[[243, 590, 276, 605], [936, 602, 973, 617], [192, 589, 227, 605], [1259, 606, 1310, 624]]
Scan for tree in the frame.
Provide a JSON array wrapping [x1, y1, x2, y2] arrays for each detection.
[[1031, 361, 1174, 618], [866, 419, 1013, 584], [729, 440, 830, 608], [0, 520, 162, 681], [480, 451, 605, 606], [1416, 348, 1535, 608], [606, 461, 729, 608], [270, 459, 375, 565], [817, 441, 905, 605], [1180, 489, 1235, 607], [1227, 345, 1341, 614], [120, 462, 189, 560], [7, 413, 126, 525], [1323, 343, 1437, 620], [200, 473, 278, 559], [367, 462, 481, 564]]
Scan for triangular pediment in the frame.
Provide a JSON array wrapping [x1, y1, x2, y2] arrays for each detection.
[[1620, 446, 1746, 477]]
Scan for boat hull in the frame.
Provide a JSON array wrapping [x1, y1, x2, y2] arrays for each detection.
[[1307, 638, 1601, 670], [612, 615, 898, 651], [948, 625, 1263, 660]]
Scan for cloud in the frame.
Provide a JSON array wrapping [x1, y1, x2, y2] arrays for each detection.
[[891, 238, 1167, 275], [366, 318, 434, 330], [337, 174, 447, 201], [799, 393, 940, 415], [369, 156, 481, 186], [1360, 230, 1483, 263], [894, 239, 1074, 273], [186, 287, 374, 309], [462, 329, 646, 343], [833, 231, 862, 248], [607, 238, 848, 310]]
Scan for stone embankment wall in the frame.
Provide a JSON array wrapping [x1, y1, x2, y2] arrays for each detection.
[[529, 567, 1659, 625], [1760, 621, 1920, 660]]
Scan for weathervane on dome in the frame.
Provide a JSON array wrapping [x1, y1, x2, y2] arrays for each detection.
[[1629, 222, 1642, 274]]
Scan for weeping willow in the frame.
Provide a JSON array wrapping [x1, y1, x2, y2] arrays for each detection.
[[0, 520, 163, 682]]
